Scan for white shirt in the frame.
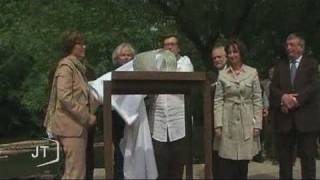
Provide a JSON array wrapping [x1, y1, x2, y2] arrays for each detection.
[[290, 55, 302, 69], [149, 56, 194, 142]]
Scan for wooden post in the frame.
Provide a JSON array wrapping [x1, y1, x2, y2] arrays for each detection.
[[103, 81, 113, 178], [203, 78, 213, 179], [185, 93, 193, 178]]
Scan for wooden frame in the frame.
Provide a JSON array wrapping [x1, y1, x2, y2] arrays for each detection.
[[103, 71, 213, 179]]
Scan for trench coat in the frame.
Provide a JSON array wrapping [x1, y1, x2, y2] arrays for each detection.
[[213, 64, 263, 160]]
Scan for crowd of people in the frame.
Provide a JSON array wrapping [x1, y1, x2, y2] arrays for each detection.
[[44, 31, 319, 179]]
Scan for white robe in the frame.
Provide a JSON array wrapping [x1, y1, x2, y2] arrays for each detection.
[[88, 61, 158, 179], [149, 56, 194, 142]]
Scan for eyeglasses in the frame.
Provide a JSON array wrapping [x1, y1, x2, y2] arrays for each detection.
[[75, 43, 86, 48], [164, 42, 178, 46]]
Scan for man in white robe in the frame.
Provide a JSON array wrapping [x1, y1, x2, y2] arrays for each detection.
[[149, 34, 194, 179]]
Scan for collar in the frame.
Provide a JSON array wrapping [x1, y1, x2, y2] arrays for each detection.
[[67, 54, 78, 61], [226, 64, 246, 74], [291, 55, 302, 63], [226, 64, 246, 78], [222, 65, 227, 70], [66, 55, 87, 77]]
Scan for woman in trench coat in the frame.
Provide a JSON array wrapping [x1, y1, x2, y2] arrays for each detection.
[[213, 39, 263, 179]]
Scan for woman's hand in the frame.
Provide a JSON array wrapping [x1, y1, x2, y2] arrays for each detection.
[[253, 128, 260, 137], [215, 127, 222, 138], [88, 115, 97, 127]]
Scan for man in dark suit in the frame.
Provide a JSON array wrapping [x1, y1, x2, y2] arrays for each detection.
[[270, 33, 320, 179]]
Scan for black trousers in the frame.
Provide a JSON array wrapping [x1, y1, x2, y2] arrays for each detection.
[[152, 138, 187, 179], [277, 129, 317, 179], [212, 150, 221, 179], [112, 111, 125, 179], [85, 127, 95, 180], [217, 157, 249, 179]]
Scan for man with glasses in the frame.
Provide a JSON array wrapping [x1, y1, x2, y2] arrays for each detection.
[[149, 34, 193, 179]]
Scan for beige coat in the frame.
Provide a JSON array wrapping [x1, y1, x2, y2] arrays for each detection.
[[47, 55, 97, 137], [213, 65, 263, 160]]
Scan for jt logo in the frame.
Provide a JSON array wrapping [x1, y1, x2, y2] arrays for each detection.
[[31, 138, 60, 167], [31, 146, 49, 158]]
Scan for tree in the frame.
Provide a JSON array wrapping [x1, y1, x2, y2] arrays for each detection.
[[1, 0, 320, 138], [0, 0, 180, 138], [150, 0, 320, 72]]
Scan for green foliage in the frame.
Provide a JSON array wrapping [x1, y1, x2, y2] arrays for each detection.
[[1, 0, 320, 138], [0, 0, 182, 137]]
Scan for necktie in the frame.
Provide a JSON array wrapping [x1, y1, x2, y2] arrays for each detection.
[[290, 59, 297, 85]]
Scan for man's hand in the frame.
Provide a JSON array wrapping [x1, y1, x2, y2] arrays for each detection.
[[281, 105, 289, 113], [281, 93, 299, 109], [290, 94, 299, 108], [215, 127, 222, 138]]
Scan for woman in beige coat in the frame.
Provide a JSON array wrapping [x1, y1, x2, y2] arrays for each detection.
[[213, 39, 263, 179], [45, 31, 97, 179]]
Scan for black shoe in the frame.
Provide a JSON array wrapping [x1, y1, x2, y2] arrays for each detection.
[[253, 153, 265, 163]]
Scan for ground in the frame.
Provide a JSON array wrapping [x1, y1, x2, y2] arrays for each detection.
[[93, 159, 320, 179]]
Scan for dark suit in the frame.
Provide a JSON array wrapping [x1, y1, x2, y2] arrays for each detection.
[[270, 56, 319, 179]]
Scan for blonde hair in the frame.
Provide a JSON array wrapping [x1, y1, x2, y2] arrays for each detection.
[[112, 43, 135, 64]]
